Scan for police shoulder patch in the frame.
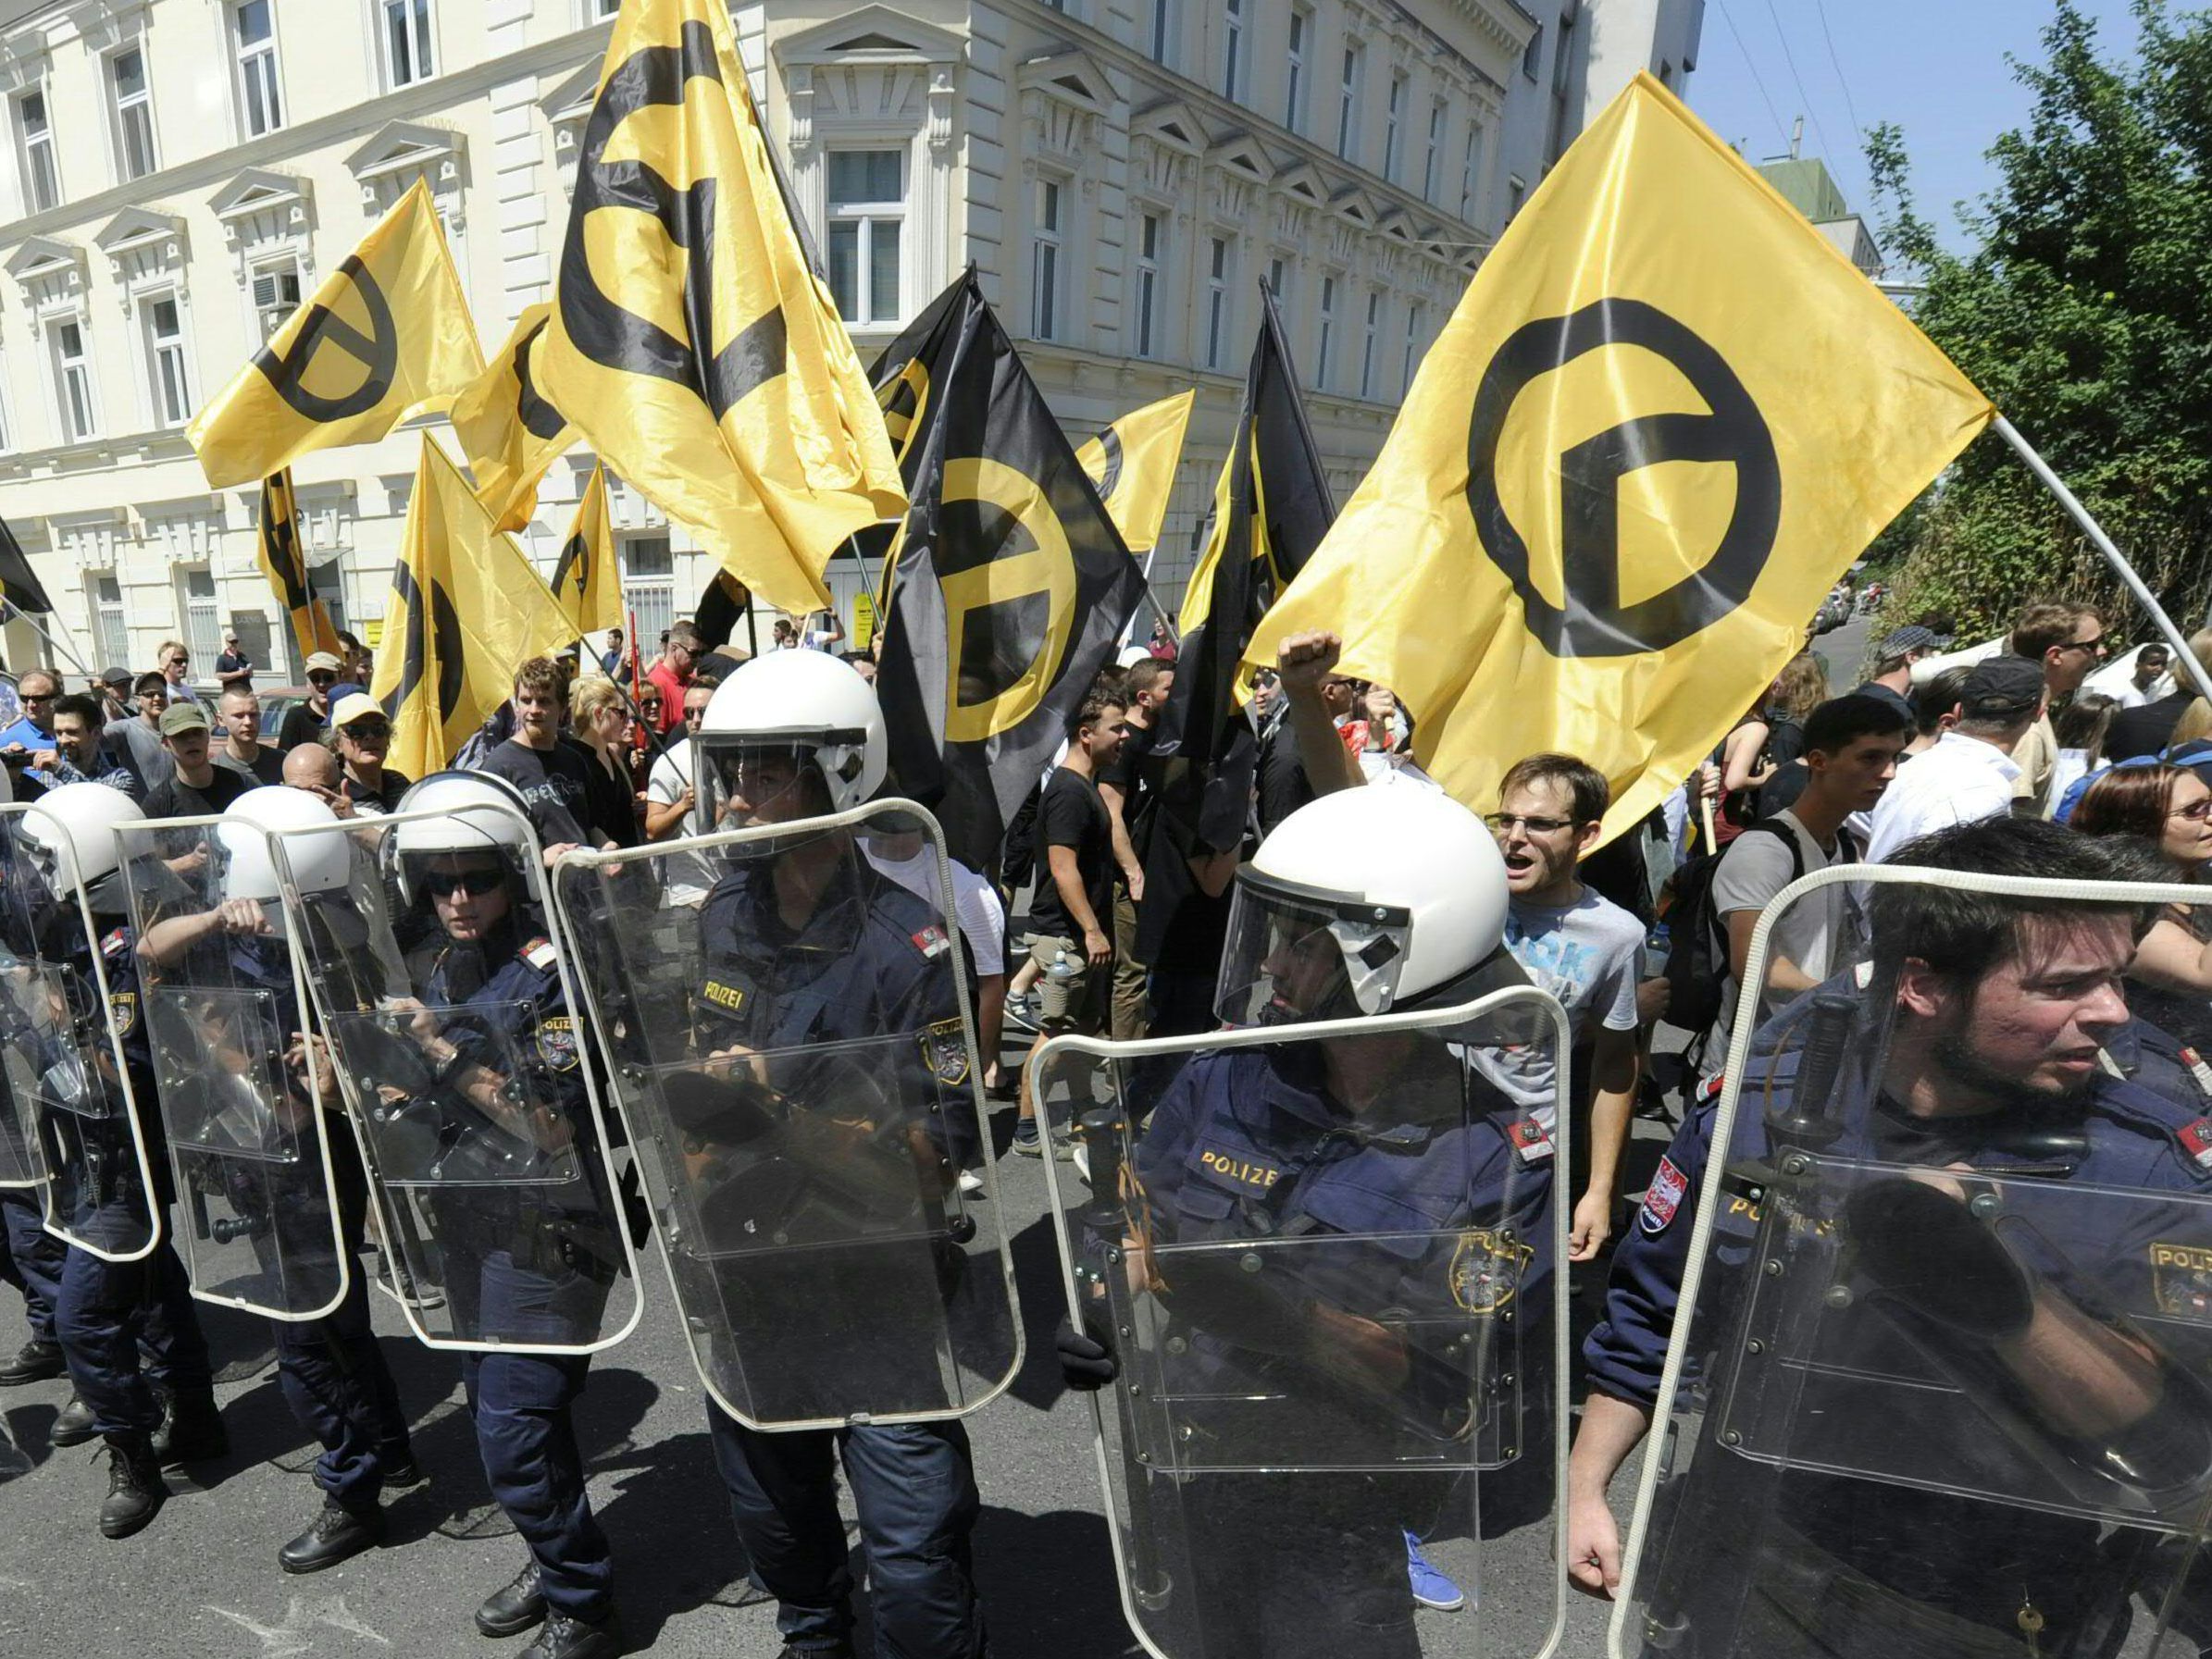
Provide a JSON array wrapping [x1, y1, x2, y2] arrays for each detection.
[[910, 925, 951, 961], [1507, 1117, 1553, 1165], [101, 927, 130, 960], [1449, 1228, 1531, 1313], [2150, 1241, 2212, 1322], [1639, 1155, 1690, 1235], [107, 989, 137, 1037], [536, 1015, 580, 1072], [918, 1017, 969, 1086], [522, 937, 559, 972], [2180, 1119, 2212, 1171]]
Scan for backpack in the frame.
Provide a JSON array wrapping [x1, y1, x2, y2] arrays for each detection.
[[1662, 816, 1845, 1040]]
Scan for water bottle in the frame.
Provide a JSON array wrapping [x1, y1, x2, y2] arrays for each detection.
[[1047, 949, 1078, 982]]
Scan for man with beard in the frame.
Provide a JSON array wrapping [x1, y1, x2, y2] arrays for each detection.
[[1565, 816, 2212, 1655]]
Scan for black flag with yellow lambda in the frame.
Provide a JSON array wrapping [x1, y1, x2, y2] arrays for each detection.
[[550, 463, 623, 638], [871, 271, 1146, 872], [255, 470, 341, 659], [0, 515, 55, 615], [453, 303, 576, 533]]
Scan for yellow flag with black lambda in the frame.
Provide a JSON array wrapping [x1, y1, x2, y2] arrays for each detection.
[[539, 0, 905, 618], [550, 463, 623, 637], [370, 436, 578, 779], [255, 471, 342, 659], [1075, 390, 1196, 555], [189, 180, 483, 489], [453, 303, 576, 532], [1246, 72, 1995, 842]]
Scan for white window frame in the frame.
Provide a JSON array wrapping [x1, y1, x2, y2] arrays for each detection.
[[143, 292, 192, 428], [1032, 177, 1063, 342], [1383, 72, 1407, 181], [250, 263, 304, 343], [825, 147, 906, 329], [1402, 300, 1424, 393], [1222, 0, 1245, 103], [49, 316, 98, 442], [1423, 99, 1447, 203], [13, 88, 58, 214], [380, 0, 437, 91], [178, 565, 222, 672], [1336, 45, 1362, 162], [620, 535, 675, 649], [1316, 275, 1336, 392], [1285, 7, 1310, 132], [1205, 235, 1233, 372], [233, 0, 284, 138], [108, 45, 157, 183], [1133, 211, 1162, 360], [1359, 290, 1379, 400], [90, 573, 129, 669]]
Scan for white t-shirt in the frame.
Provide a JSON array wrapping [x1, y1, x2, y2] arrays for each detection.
[[1865, 730, 2021, 862], [864, 842, 1009, 980], [1485, 887, 1645, 1125], [1703, 810, 1861, 1074], [644, 744, 715, 906]]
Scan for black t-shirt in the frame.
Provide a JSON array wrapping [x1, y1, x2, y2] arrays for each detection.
[[277, 702, 327, 751], [2107, 690, 2193, 761], [217, 747, 285, 787], [143, 766, 253, 842], [1027, 767, 1113, 941], [1096, 720, 1160, 888], [215, 650, 253, 688], [476, 740, 593, 848], [560, 735, 640, 848]]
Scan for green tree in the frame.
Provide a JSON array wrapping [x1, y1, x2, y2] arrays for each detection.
[[1869, 0, 2212, 643]]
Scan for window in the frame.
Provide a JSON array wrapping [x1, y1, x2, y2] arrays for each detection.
[[1134, 213, 1162, 359], [1267, 254, 1289, 310], [593, 0, 620, 15], [144, 296, 191, 427], [1402, 301, 1424, 392], [1359, 291, 1379, 400], [1548, 8, 1576, 163], [1522, 23, 1544, 80], [1336, 46, 1361, 161], [1460, 125, 1484, 220], [1032, 179, 1063, 341], [1149, 0, 1174, 65], [1506, 175, 1526, 221], [1383, 74, 1407, 181], [1285, 8, 1309, 131], [620, 536, 674, 648], [234, 1, 283, 136], [179, 567, 222, 672], [826, 149, 903, 328], [1315, 276, 1336, 391], [14, 91, 57, 213], [252, 266, 302, 341], [381, 0, 435, 88], [91, 575, 129, 670], [109, 48, 156, 181], [1423, 100, 1447, 202], [50, 319, 95, 441], [1222, 0, 1244, 102], [1205, 236, 1231, 371]]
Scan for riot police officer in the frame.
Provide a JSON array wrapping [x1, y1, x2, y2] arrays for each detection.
[[12, 782, 217, 1536], [1572, 816, 2212, 1654], [132, 785, 416, 1573], [1053, 785, 1563, 1659]]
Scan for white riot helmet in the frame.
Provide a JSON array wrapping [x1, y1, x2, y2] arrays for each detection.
[[1215, 786, 1511, 1026], [217, 786, 349, 902], [696, 650, 886, 822], [389, 771, 541, 905], [19, 782, 146, 902]]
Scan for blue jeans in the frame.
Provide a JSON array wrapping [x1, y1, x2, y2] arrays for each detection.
[[709, 1410, 987, 1657]]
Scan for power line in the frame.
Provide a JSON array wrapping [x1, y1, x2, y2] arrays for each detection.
[[1811, 0, 1870, 142], [1711, 0, 1791, 154], [1759, 0, 1846, 179]]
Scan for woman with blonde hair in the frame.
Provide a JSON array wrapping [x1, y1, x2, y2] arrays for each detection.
[[563, 673, 642, 848], [1717, 651, 1829, 832]]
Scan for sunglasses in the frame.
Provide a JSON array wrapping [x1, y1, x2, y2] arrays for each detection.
[[307, 672, 338, 685], [422, 866, 505, 898], [20, 693, 52, 704], [342, 722, 391, 740]]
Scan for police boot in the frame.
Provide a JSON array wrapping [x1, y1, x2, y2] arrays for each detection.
[[0, 1337, 64, 1385], [97, 1432, 168, 1539], [774, 1645, 854, 1659], [49, 1393, 97, 1447], [151, 1392, 228, 1466], [279, 1497, 385, 1574], [521, 1610, 626, 1658], [476, 1558, 546, 1638]]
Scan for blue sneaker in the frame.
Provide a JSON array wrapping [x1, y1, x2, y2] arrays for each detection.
[[1406, 1530, 1466, 1612]]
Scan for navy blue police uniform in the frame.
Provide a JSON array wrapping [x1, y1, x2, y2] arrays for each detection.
[[415, 919, 619, 1627], [1117, 1041, 1553, 1659], [690, 854, 988, 1659], [1587, 1010, 2212, 1656]]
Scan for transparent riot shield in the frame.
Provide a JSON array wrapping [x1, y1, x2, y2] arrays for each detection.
[[118, 816, 349, 1320], [550, 798, 1020, 1430], [1033, 987, 1573, 1659], [0, 799, 161, 1261], [1614, 864, 2212, 1659], [267, 798, 642, 1355]]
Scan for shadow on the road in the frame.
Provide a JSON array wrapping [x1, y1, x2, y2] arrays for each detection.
[[1004, 1207, 1085, 1416], [966, 1502, 1141, 1659]]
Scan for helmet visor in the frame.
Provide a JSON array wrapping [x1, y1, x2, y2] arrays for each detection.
[[694, 729, 864, 832], [1213, 870, 1413, 1028]]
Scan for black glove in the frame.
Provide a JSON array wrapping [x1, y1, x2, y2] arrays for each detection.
[[1057, 1314, 1117, 1391]]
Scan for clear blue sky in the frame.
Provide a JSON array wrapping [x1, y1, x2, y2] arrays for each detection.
[[1684, 0, 2142, 257]]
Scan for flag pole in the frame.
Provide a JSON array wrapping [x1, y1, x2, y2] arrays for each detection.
[[1994, 416, 2212, 712], [1, 601, 96, 681]]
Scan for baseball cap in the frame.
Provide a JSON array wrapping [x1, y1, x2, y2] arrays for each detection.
[[329, 681, 367, 706], [158, 703, 210, 737], [331, 693, 385, 730], [1958, 656, 2045, 722], [96, 666, 131, 689], [1877, 625, 1938, 661], [304, 651, 343, 675]]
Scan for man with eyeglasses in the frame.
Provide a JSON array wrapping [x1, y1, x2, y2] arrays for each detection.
[[2007, 600, 2106, 815], [642, 675, 718, 844], [0, 668, 60, 761], [1482, 752, 1646, 1265], [278, 652, 344, 751], [109, 673, 170, 788], [331, 693, 408, 813], [155, 640, 200, 707], [644, 624, 701, 737]]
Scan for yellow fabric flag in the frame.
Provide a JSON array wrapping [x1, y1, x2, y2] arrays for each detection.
[[452, 303, 577, 532], [539, 0, 906, 618], [550, 463, 624, 638], [370, 436, 578, 779], [189, 180, 483, 489], [1075, 390, 1196, 555], [255, 470, 342, 659], [1244, 73, 1995, 842]]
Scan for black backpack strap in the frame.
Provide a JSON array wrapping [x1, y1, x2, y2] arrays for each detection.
[[1742, 816, 1808, 885]]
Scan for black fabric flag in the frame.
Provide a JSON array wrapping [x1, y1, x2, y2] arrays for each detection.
[[0, 516, 54, 615], [871, 271, 1147, 873], [1137, 284, 1335, 959]]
